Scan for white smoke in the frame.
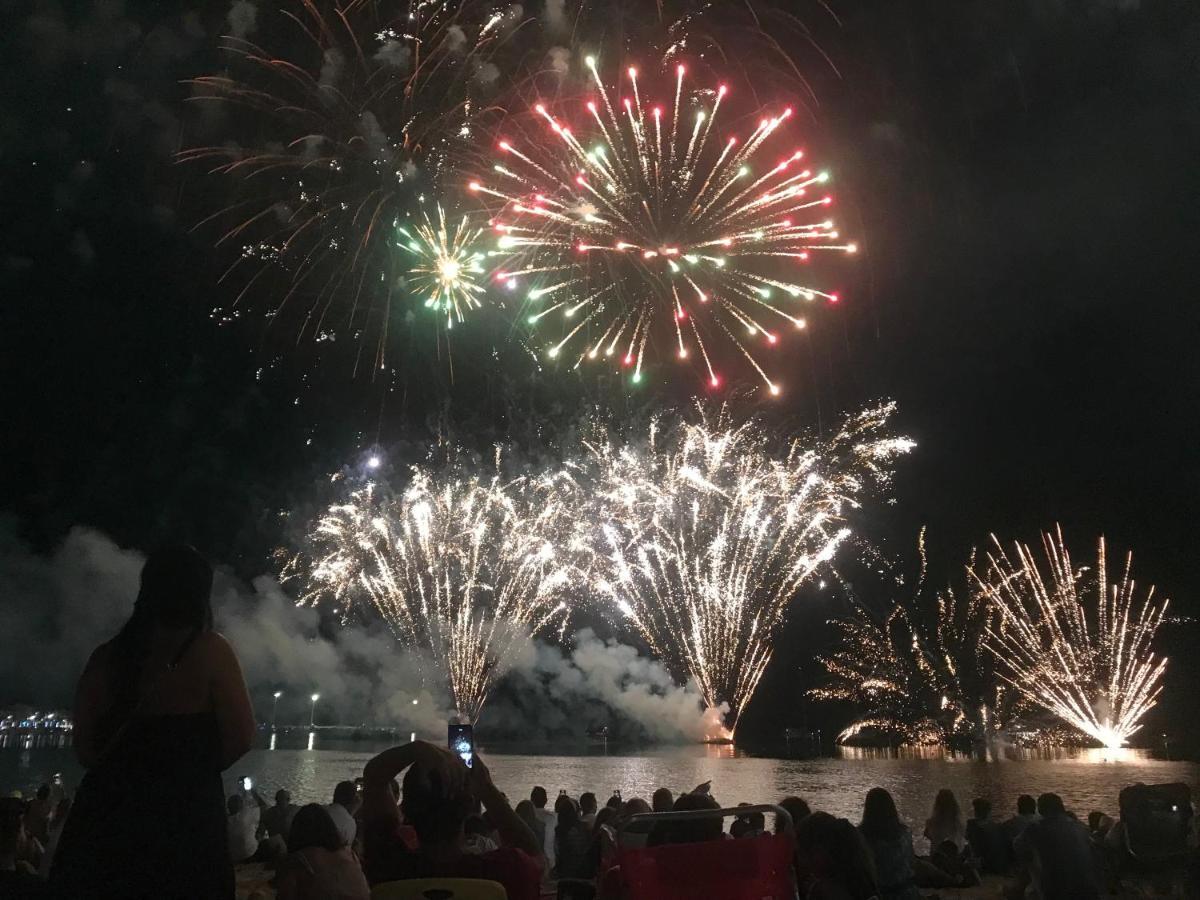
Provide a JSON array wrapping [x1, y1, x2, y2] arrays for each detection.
[[445, 25, 468, 54], [546, 46, 571, 78], [0, 525, 448, 732], [472, 60, 501, 87], [318, 49, 344, 92], [484, 630, 727, 742], [544, 0, 568, 36], [227, 1, 258, 41], [0, 526, 721, 742], [358, 111, 394, 164], [374, 40, 411, 70]]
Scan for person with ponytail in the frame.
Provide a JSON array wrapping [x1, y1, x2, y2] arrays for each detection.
[[50, 544, 255, 898]]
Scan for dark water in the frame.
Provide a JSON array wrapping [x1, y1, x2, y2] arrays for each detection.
[[6, 734, 1196, 853]]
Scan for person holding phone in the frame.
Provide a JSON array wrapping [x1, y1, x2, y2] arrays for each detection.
[[227, 778, 269, 863], [360, 740, 544, 900]]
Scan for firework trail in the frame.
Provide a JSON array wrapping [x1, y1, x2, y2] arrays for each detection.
[[182, 0, 522, 371], [290, 455, 578, 721], [975, 527, 1169, 749], [581, 402, 912, 733], [470, 58, 856, 393]]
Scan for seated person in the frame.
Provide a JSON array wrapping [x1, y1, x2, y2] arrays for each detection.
[[277, 804, 369, 900], [730, 805, 766, 839], [776, 796, 812, 834], [1003, 794, 1039, 849], [361, 740, 544, 900], [0, 797, 47, 899], [227, 790, 267, 864], [1010, 793, 1101, 900], [966, 797, 1010, 874], [263, 789, 299, 841], [795, 812, 879, 900], [325, 780, 361, 848]]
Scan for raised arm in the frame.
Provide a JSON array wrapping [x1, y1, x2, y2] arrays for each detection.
[[209, 632, 256, 769], [361, 743, 421, 829], [469, 754, 544, 868]]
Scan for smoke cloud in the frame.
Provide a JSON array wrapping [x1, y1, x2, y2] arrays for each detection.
[[546, 46, 571, 78], [318, 49, 344, 93], [544, 0, 569, 36], [227, 1, 258, 41], [374, 40, 411, 70], [0, 525, 719, 743]]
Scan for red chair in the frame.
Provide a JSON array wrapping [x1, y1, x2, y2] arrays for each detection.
[[615, 805, 795, 900]]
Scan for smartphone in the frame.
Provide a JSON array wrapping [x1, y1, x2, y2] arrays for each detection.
[[448, 722, 474, 768], [240, 775, 253, 792]]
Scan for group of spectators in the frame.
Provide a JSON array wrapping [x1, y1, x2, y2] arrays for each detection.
[[7, 754, 1191, 900], [3, 545, 1195, 899]]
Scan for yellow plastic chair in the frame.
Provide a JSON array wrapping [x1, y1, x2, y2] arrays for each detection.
[[370, 878, 508, 900]]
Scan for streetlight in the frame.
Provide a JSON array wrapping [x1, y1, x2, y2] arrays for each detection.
[[271, 691, 282, 731], [309, 693, 320, 729]]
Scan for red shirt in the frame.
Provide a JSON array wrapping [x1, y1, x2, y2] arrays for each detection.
[[364, 821, 542, 900]]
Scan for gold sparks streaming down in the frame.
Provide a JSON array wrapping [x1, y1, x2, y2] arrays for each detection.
[[975, 527, 1169, 750], [397, 207, 488, 329], [582, 403, 913, 733], [293, 461, 576, 721], [812, 606, 948, 746], [469, 58, 857, 392], [813, 536, 1019, 747]]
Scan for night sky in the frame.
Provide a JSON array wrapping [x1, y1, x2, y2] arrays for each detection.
[[2, 0, 1198, 749]]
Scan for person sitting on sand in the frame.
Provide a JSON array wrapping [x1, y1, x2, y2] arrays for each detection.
[[1, 797, 46, 899], [227, 788, 268, 863], [795, 812, 879, 900], [1003, 794, 1039, 849], [966, 797, 1010, 874], [325, 780, 360, 847], [858, 788, 921, 900], [924, 788, 966, 852], [263, 789, 299, 841], [360, 741, 544, 900], [276, 803, 369, 900], [1009, 793, 1101, 900], [651, 787, 674, 813]]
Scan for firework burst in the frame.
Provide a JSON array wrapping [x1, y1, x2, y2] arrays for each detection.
[[582, 403, 912, 732], [814, 537, 1020, 747], [470, 58, 856, 393], [290, 457, 577, 721], [397, 206, 489, 329], [182, 0, 519, 370], [975, 527, 1169, 749], [813, 605, 949, 745]]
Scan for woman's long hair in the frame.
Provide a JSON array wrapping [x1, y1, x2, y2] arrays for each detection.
[[794, 812, 879, 900], [931, 789, 962, 828], [555, 793, 582, 846], [101, 544, 213, 744], [860, 787, 904, 841]]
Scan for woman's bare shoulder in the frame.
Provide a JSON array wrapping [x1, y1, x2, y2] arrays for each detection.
[[195, 629, 236, 653], [84, 639, 117, 671]]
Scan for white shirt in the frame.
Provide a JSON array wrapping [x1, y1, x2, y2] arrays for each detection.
[[534, 807, 557, 866], [325, 802, 358, 847], [227, 805, 260, 863]]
